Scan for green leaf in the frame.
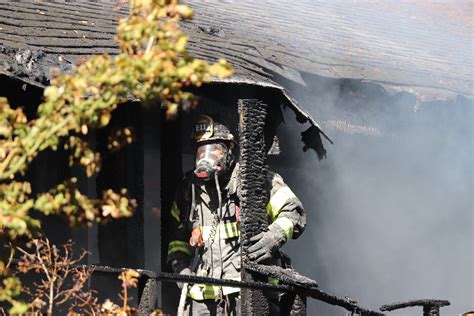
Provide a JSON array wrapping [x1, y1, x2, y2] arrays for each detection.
[[9, 300, 29, 315], [209, 59, 234, 79]]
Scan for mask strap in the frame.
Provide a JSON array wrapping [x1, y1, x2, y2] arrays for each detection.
[[191, 183, 196, 217], [214, 172, 222, 219], [214, 171, 225, 278], [189, 183, 199, 227]]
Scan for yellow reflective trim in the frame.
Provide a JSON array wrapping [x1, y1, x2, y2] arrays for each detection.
[[168, 240, 192, 256], [201, 222, 240, 240], [168, 245, 191, 256], [170, 201, 180, 222], [188, 284, 219, 300], [187, 284, 240, 300], [222, 286, 240, 295], [187, 284, 204, 300], [268, 277, 280, 285], [267, 186, 296, 220], [169, 240, 189, 247], [274, 217, 294, 241], [222, 222, 239, 239], [266, 202, 273, 219]]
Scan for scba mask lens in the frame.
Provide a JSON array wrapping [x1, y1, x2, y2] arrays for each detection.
[[194, 143, 227, 180]]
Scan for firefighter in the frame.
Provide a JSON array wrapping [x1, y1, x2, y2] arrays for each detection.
[[167, 114, 306, 315]]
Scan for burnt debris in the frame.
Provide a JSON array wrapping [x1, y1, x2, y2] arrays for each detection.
[[301, 125, 327, 160], [197, 25, 226, 38], [245, 262, 318, 288], [0, 44, 72, 87], [380, 299, 451, 316]]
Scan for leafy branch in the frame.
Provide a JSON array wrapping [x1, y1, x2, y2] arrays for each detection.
[[0, 0, 233, 313], [0, 0, 232, 181]]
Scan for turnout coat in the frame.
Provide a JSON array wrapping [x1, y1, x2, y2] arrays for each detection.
[[167, 163, 306, 300]]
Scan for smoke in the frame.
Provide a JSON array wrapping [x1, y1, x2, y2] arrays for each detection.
[[274, 73, 473, 315]]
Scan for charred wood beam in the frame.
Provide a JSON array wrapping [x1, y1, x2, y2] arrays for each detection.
[[238, 98, 270, 315], [380, 299, 450, 316], [13, 257, 384, 315], [86, 264, 288, 292], [303, 287, 384, 316], [245, 262, 313, 314]]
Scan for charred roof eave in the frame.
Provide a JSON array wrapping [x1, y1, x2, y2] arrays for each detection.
[[0, 43, 330, 140], [208, 75, 333, 142], [0, 63, 332, 160], [0, 69, 45, 90]]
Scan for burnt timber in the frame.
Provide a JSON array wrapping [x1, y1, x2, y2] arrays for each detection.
[[83, 264, 385, 316], [238, 99, 271, 315], [380, 299, 451, 316]]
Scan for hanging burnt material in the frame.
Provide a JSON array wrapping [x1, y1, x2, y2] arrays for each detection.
[[238, 99, 270, 315], [380, 299, 450, 316]]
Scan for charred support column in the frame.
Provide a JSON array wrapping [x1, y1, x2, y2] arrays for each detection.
[[238, 99, 270, 315], [137, 277, 157, 315], [281, 293, 307, 315]]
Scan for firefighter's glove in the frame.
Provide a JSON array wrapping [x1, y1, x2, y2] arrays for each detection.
[[177, 267, 191, 289], [171, 259, 190, 289], [248, 231, 282, 263]]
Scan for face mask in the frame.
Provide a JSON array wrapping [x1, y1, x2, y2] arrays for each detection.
[[194, 143, 227, 181]]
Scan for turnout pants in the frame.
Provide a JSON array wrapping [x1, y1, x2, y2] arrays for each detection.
[[183, 293, 240, 316], [183, 293, 281, 315]]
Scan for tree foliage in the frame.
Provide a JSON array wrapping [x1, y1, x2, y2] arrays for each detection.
[[16, 239, 98, 315], [0, 0, 233, 313]]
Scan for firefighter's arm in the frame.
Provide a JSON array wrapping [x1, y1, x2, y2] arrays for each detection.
[[167, 200, 193, 273], [248, 172, 306, 263], [266, 171, 306, 244]]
